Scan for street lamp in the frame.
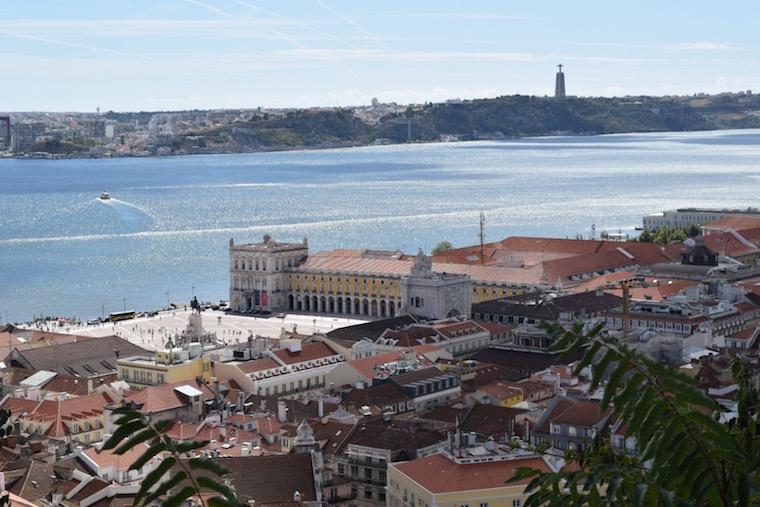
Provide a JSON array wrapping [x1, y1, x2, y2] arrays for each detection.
[[122, 297, 126, 312]]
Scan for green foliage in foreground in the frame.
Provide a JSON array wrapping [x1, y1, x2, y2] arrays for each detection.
[[102, 407, 243, 506], [432, 240, 453, 255], [511, 323, 760, 506], [0, 409, 9, 506], [637, 225, 700, 245]]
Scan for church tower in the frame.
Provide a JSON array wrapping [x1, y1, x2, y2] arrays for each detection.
[[554, 64, 566, 98]]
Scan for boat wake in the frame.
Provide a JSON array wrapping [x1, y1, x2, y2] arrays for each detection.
[[97, 197, 155, 223]]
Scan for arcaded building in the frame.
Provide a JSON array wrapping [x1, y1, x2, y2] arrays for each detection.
[[229, 236, 471, 319], [229, 234, 673, 317]]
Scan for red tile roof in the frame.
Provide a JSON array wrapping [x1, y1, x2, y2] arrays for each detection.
[[703, 215, 760, 233], [537, 398, 610, 434], [237, 357, 280, 374], [272, 342, 339, 365], [120, 380, 215, 413], [344, 345, 440, 381], [83, 443, 156, 472], [392, 452, 552, 492]]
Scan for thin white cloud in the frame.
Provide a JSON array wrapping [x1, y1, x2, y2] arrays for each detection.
[[0, 29, 152, 60], [569, 41, 742, 52], [314, 0, 388, 50], [274, 48, 646, 65], [181, 0, 233, 17], [229, 0, 358, 49], [663, 41, 739, 51]]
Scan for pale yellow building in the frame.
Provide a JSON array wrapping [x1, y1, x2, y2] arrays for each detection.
[[117, 349, 211, 386], [388, 451, 554, 507]]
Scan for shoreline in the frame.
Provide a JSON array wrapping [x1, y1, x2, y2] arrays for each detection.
[[2, 125, 745, 161]]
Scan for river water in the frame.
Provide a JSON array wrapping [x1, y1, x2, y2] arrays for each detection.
[[1, 129, 759, 321]]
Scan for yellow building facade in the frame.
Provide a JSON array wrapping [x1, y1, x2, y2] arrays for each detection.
[[117, 353, 211, 386], [286, 271, 403, 318]]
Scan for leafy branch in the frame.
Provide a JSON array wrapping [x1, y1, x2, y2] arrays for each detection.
[[510, 322, 760, 506], [102, 407, 242, 506]]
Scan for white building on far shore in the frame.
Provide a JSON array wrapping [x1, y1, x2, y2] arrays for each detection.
[[642, 207, 760, 230]]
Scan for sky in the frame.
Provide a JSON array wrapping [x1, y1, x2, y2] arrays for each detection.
[[1, 0, 758, 111]]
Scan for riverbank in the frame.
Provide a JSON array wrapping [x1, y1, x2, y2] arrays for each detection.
[[6, 92, 760, 160]]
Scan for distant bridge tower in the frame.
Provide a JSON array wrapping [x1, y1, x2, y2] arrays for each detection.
[[554, 64, 566, 98], [0, 116, 10, 150]]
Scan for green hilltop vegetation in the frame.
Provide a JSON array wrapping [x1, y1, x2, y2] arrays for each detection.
[[173, 93, 760, 153]]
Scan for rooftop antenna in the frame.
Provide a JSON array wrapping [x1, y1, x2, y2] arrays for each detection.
[[479, 210, 486, 264]]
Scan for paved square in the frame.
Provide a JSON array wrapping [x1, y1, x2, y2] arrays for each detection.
[[65, 310, 367, 351]]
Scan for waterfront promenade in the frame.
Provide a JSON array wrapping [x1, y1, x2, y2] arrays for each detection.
[[61, 310, 365, 351]]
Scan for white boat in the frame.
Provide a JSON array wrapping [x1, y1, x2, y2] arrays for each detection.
[[99, 191, 111, 201]]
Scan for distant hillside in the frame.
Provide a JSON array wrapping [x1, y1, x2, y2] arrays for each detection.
[[170, 93, 760, 154], [26, 139, 89, 154]]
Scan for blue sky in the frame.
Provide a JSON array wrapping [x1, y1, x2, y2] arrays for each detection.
[[1, 0, 758, 111]]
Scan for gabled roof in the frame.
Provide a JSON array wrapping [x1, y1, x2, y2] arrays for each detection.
[[326, 316, 417, 344], [9, 336, 149, 377], [536, 397, 611, 434], [0, 391, 120, 439], [343, 418, 445, 453], [82, 443, 155, 473], [212, 454, 317, 503], [343, 382, 410, 409], [461, 404, 527, 437], [120, 380, 216, 414]]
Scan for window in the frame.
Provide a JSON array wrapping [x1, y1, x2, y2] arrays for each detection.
[[364, 489, 373, 500], [513, 500, 522, 507], [480, 503, 489, 507]]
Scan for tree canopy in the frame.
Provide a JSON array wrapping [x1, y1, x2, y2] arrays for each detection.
[[513, 323, 760, 506], [432, 240, 453, 254]]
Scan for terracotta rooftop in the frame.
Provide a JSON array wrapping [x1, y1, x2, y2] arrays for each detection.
[[237, 357, 280, 374], [272, 342, 340, 364], [392, 452, 552, 492], [82, 443, 156, 472], [703, 215, 760, 233], [120, 380, 215, 414], [343, 345, 439, 381], [537, 398, 611, 434]]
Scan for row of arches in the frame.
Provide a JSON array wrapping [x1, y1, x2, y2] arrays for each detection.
[[287, 293, 400, 318]]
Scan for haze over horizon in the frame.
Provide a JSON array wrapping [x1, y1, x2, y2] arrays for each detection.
[[1, 0, 758, 112]]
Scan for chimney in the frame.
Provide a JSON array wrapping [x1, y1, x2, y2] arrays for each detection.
[[277, 400, 288, 422], [318, 398, 324, 418], [0, 471, 5, 492]]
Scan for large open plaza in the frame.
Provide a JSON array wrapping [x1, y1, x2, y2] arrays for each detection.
[[63, 309, 366, 351]]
